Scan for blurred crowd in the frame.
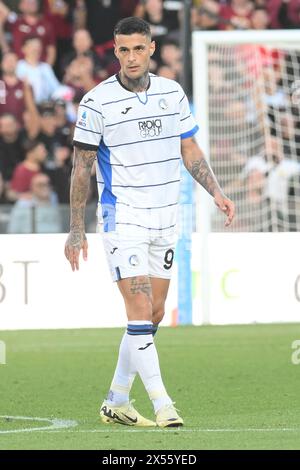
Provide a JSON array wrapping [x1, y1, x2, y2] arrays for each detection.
[[0, 0, 299, 233], [193, 0, 300, 31]]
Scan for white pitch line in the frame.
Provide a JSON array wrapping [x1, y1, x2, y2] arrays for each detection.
[[34, 427, 300, 434], [1, 417, 300, 434], [0, 415, 78, 434]]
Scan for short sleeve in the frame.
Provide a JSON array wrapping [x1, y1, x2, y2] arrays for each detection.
[[178, 86, 199, 139], [73, 94, 104, 150]]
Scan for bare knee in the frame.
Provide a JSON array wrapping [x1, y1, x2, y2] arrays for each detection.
[[126, 292, 153, 320], [118, 276, 153, 321]]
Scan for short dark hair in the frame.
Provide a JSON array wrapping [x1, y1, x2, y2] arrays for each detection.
[[161, 38, 179, 49], [114, 17, 151, 39], [23, 139, 43, 154], [22, 35, 42, 46]]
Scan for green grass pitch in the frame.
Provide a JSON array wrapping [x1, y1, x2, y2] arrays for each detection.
[[0, 324, 300, 450]]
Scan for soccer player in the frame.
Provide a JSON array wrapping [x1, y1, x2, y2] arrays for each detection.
[[64, 17, 235, 428]]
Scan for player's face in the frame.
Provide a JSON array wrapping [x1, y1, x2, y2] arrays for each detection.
[[114, 33, 155, 80]]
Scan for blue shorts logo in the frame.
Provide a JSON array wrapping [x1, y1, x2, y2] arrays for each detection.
[[129, 255, 139, 266]]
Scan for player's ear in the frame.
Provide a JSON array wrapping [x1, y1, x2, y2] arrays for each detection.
[[150, 40, 156, 57], [114, 45, 118, 59]]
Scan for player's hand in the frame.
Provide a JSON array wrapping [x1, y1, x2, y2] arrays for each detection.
[[64, 230, 88, 271], [214, 192, 235, 227]]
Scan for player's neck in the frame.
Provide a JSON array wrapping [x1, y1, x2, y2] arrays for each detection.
[[119, 71, 150, 93]]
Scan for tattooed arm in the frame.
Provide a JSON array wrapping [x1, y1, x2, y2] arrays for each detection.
[[181, 136, 235, 227], [64, 146, 96, 271]]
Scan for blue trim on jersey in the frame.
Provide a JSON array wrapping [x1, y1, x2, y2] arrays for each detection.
[[105, 113, 180, 128], [180, 113, 191, 122], [116, 222, 177, 231], [97, 140, 117, 232], [97, 179, 180, 189], [111, 157, 180, 168], [107, 134, 180, 149], [180, 125, 199, 140], [75, 125, 102, 135], [135, 91, 148, 105], [79, 104, 104, 116]]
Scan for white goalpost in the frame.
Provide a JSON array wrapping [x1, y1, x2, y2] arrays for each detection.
[[192, 30, 300, 323]]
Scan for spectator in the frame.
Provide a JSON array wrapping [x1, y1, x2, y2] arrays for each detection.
[[16, 36, 61, 104], [0, 160, 5, 202], [219, 0, 254, 30], [60, 29, 107, 82], [242, 153, 270, 204], [0, 113, 25, 184], [22, 107, 40, 138], [53, 99, 73, 146], [8, 138, 47, 200], [37, 102, 71, 165], [83, 0, 120, 48], [64, 55, 97, 95], [0, 51, 37, 125], [250, 6, 270, 29], [138, 0, 180, 62], [67, 87, 83, 124], [156, 64, 176, 79], [0, 0, 56, 65], [192, 0, 221, 30], [158, 39, 182, 80], [42, 0, 75, 76], [243, 137, 300, 230], [0, 5, 10, 54], [277, 0, 300, 29], [120, 0, 140, 18], [255, 0, 267, 6], [267, 0, 300, 29], [277, 111, 300, 160], [1, 1, 19, 10], [32, 101, 72, 203], [7, 172, 62, 233]]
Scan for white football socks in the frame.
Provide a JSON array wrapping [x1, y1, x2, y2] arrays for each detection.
[[106, 331, 136, 407], [106, 321, 169, 412], [126, 321, 172, 413]]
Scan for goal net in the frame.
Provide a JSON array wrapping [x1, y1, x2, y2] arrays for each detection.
[[192, 31, 300, 232]]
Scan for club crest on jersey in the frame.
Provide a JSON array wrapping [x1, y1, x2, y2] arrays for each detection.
[[159, 98, 168, 110], [129, 255, 139, 266], [138, 119, 162, 138]]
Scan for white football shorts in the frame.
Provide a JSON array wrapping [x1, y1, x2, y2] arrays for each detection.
[[101, 231, 177, 282]]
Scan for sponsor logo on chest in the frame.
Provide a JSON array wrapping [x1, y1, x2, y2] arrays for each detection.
[[138, 118, 162, 138]]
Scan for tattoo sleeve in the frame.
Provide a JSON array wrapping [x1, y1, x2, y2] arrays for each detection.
[[70, 146, 96, 232], [183, 137, 223, 197]]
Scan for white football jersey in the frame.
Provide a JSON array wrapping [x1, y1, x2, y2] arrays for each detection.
[[73, 73, 199, 235]]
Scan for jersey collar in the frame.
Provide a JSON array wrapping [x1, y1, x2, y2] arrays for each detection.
[[116, 73, 151, 93]]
